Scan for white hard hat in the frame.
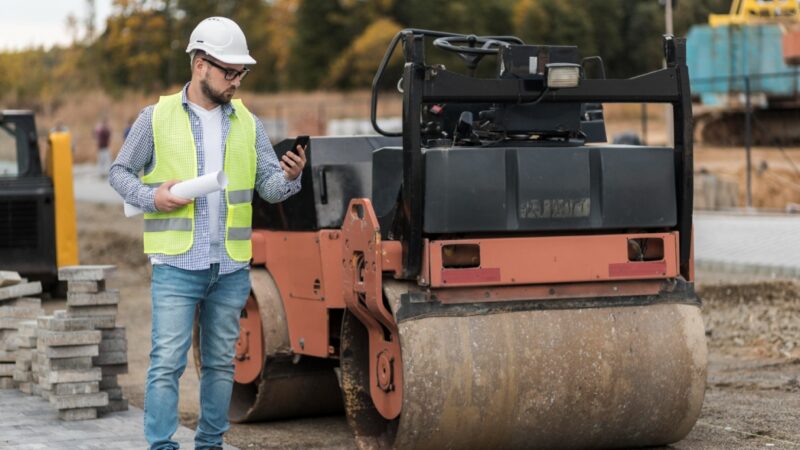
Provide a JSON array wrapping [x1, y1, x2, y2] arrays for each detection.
[[186, 17, 256, 65]]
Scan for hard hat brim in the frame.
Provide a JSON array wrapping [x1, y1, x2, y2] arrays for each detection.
[[214, 54, 257, 65], [186, 43, 257, 65]]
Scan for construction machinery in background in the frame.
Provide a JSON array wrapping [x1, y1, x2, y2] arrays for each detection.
[[688, 0, 800, 145], [0, 110, 78, 290], [205, 29, 706, 449]]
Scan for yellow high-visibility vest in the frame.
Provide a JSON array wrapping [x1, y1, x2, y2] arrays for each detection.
[[142, 92, 256, 262]]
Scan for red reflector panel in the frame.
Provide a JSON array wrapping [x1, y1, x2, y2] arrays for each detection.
[[441, 268, 501, 284], [608, 261, 667, 278]]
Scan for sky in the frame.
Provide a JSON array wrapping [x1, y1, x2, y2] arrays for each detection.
[[0, 0, 113, 51]]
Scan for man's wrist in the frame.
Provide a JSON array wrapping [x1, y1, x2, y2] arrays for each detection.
[[142, 188, 159, 213]]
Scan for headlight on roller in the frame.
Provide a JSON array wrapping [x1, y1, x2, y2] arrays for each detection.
[[545, 63, 581, 89]]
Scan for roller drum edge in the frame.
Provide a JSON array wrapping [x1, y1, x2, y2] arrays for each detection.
[[229, 268, 343, 423], [230, 357, 343, 423]]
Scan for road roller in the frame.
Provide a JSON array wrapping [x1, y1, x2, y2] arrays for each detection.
[[222, 29, 707, 449]]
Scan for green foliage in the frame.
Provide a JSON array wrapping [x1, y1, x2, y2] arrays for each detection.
[[0, 0, 736, 102], [674, 0, 731, 35], [227, 0, 279, 90], [0, 46, 92, 109], [0, 49, 50, 106], [243, 0, 299, 91], [398, 0, 515, 36], [327, 18, 404, 89], [514, 0, 596, 55], [96, 5, 171, 92], [512, 0, 729, 79], [287, 0, 361, 90]]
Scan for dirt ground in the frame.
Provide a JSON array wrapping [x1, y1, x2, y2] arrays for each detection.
[[70, 201, 800, 449]]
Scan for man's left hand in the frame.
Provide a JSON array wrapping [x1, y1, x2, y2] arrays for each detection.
[[281, 145, 306, 180]]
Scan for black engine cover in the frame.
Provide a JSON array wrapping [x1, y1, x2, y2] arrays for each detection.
[[423, 145, 676, 233], [254, 137, 676, 236]]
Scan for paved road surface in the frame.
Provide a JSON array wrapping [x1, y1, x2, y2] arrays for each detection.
[[0, 388, 238, 450], [73, 164, 121, 205], [694, 211, 800, 277]]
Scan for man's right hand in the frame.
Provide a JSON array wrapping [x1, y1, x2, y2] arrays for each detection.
[[154, 180, 192, 212]]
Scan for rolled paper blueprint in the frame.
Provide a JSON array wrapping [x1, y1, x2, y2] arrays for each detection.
[[123, 170, 228, 217]]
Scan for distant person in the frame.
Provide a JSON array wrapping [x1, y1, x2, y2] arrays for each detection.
[[93, 117, 112, 177], [108, 16, 306, 450]]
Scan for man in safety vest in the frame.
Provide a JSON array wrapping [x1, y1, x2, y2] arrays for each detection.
[[109, 17, 306, 450]]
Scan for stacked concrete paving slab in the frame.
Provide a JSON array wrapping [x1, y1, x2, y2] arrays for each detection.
[[59, 265, 129, 414], [96, 327, 129, 413], [13, 320, 37, 393], [35, 313, 108, 420], [0, 267, 130, 421], [0, 271, 44, 390]]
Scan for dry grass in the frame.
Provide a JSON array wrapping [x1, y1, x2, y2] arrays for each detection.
[[695, 146, 800, 209], [38, 89, 155, 164]]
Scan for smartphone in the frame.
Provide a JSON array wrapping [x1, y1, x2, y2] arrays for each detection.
[[292, 135, 309, 155]]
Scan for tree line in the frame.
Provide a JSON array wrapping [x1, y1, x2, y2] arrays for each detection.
[[0, 0, 729, 105]]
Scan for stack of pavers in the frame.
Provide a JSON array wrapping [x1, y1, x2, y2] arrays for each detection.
[[36, 311, 108, 420], [0, 271, 44, 390], [14, 320, 38, 393], [58, 265, 129, 415]]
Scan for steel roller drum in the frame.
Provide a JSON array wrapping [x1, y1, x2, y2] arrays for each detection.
[[343, 292, 707, 450]]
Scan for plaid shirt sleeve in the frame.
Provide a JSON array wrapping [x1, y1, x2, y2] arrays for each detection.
[[253, 114, 302, 203], [108, 106, 159, 213]]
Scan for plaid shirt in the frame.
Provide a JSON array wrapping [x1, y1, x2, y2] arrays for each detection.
[[109, 84, 301, 274]]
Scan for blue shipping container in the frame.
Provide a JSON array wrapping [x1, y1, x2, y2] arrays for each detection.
[[686, 24, 800, 105]]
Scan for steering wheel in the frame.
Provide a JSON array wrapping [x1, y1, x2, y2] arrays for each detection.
[[433, 35, 520, 54], [433, 35, 524, 74]]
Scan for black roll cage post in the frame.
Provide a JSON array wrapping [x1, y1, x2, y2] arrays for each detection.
[[0, 111, 42, 177], [371, 29, 693, 283]]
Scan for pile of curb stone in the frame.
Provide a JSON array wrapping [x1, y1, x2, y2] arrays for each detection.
[[0, 267, 130, 421], [13, 320, 38, 393], [35, 312, 108, 420], [57, 265, 129, 416], [0, 271, 45, 390]]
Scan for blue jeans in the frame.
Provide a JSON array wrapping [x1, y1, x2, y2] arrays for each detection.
[[145, 264, 250, 450]]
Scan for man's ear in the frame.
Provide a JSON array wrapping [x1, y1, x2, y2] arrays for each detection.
[[190, 50, 205, 73]]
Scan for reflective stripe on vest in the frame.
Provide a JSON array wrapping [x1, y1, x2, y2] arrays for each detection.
[[228, 189, 253, 204], [142, 92, 257, 261], [227, 227, 252, 240], [143, 218, 193, 232]]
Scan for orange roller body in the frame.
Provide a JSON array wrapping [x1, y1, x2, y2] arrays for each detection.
[[200, 27, 707, 450]]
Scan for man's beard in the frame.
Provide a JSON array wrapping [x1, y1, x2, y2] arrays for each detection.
[[201, 75, 235, 105]]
